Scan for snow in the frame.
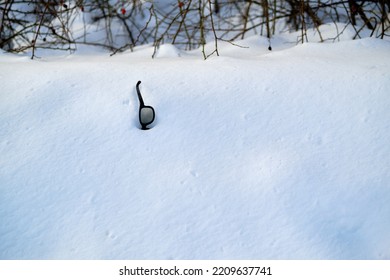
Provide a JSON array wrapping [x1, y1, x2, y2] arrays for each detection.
[[1, 34, 390, 259]]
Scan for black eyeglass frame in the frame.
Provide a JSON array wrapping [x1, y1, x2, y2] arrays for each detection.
[[136, 81, 156, 130]]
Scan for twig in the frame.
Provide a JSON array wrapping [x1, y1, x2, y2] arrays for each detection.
[[31, 2, 49, 59]]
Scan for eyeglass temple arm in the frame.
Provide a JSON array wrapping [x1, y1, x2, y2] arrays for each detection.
[[136, 81, 145, 107]]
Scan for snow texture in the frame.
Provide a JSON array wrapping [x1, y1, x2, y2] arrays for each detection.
[[1, 35, 390, 259]]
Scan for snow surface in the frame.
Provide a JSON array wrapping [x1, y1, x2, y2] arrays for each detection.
[[1, 35, 390, 259]]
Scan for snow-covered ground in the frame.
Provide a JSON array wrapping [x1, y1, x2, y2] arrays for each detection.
[[1, 32, 390, 259]]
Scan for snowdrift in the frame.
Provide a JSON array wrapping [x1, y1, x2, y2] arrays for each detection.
[[1, 37, 390, 259]]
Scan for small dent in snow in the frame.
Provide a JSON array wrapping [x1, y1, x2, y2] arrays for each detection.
[[190, 170, 199, 177], [105, 231, 117, 240]]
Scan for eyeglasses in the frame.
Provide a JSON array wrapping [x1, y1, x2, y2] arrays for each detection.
[[136, 81, 155, 130]]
